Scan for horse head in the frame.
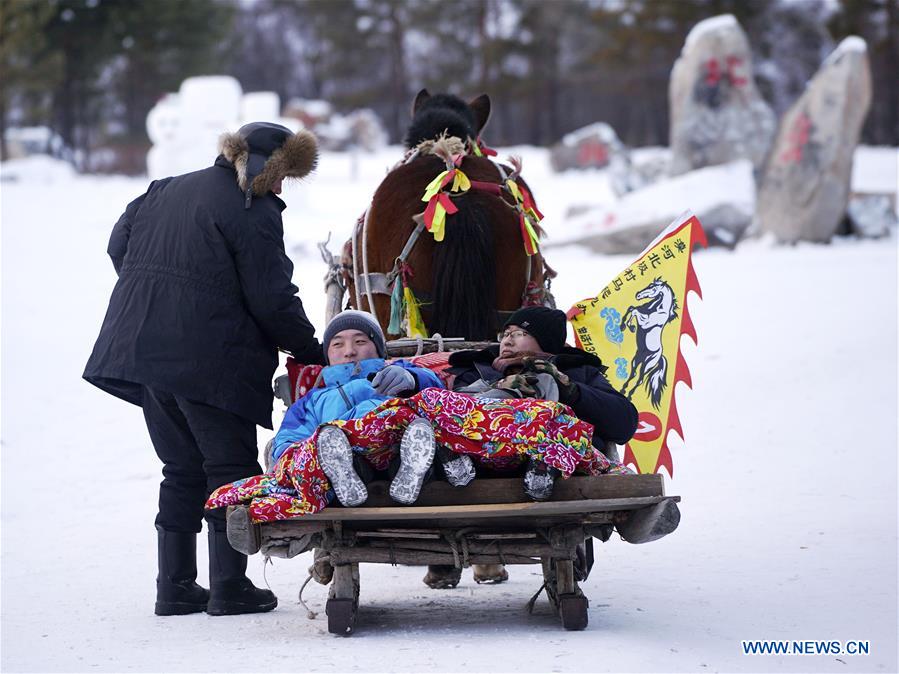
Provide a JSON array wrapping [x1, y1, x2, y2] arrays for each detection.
[[636, 277, 668, 301], [635, 277, 678, 320], [405, 89, 491, 149], [348, 90, 550, 342]]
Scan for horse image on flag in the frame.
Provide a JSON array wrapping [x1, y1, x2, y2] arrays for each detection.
[[567, 213, 706, 476], [620, 278, 679, 409]]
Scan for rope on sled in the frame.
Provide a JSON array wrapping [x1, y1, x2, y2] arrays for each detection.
[[296, 573, 318, 620], [525, 581, 548, 615]]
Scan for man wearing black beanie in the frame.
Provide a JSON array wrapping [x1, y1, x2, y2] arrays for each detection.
[[421, 304, 638, 589]]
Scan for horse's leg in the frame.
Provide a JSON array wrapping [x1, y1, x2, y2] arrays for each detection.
[[622, 353, 644, 398], [625, 360, 646, 400]]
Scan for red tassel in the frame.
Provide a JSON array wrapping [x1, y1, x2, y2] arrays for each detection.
[[477, 137, 497, 157], [440, 169, 456, 190], [519, 185, 544, 221], [423, 197, 439, 230], [438, 193, 458, 215], [519, 213, 537, 255]]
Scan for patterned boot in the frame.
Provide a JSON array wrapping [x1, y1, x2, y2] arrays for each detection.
[[317, 426, 368, 507], [437, 445, 476, 487], [389, 418, 436, 504], [523, 458, 561, 501]]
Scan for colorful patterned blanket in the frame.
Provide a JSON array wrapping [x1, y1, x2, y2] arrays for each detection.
[[207, 388, 630, 522]]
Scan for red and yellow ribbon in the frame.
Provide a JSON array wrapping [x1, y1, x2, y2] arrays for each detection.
[[506, 179, 541, 255], [470, 136, 498, 158], [421, 159, 471, 242]]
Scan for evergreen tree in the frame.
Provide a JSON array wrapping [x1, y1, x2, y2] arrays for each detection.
[[829, 0, 899, 144], [0, 0, 61, 159]]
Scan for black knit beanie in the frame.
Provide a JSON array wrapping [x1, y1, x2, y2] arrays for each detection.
[[322, 310, 387, 363], [503, 306, 567, 354]]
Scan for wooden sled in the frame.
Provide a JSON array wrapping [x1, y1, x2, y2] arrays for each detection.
[[226, 472, 680, 635]]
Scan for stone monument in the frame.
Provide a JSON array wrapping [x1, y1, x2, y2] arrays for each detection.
[[757, 37, 872, 243], [669, 14, 776, 176]]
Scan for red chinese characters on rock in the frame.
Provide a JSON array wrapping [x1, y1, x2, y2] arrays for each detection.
[[704, 55, 748, 88], [779, 112, 813, 165]]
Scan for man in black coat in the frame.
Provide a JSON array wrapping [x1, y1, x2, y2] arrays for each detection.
[[83, 122, 324, 616], [424, 305, 639, 589]]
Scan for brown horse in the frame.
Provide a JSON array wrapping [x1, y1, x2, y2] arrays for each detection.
[[337, 90, 555, 342]]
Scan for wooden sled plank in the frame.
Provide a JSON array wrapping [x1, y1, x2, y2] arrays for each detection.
[[363, 474, 665, 508], [294, 495, 677, 521]]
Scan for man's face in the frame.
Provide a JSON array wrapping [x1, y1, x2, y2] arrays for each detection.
[[327, 329, 379, 365], [271, 178, 283, 195], [499, 324, 542, 357]]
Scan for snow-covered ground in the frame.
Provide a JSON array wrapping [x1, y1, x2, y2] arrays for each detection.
[[2, 147, 897, 673]]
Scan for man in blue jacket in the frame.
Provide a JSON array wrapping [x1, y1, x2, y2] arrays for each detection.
[[274, 310, 473, 507], [84, 122, 322, 617]]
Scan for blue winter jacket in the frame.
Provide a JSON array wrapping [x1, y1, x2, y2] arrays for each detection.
[[272, 358, 443, 460]]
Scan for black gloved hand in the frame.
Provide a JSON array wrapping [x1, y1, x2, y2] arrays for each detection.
[[523, 358, 579, 404]]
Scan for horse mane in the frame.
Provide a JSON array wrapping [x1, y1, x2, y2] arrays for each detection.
[[376, 154, 518, 340], [664, 280, 679, 321], [430, 190, 497, 339]]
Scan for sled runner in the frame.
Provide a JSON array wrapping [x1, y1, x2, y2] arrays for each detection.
[[226, 338, 681, 636]]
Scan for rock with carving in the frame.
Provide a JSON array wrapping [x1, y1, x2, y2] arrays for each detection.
[[669, 14, 776, 176], [758, 37, 873, 243], [550, 123, 641, 194]]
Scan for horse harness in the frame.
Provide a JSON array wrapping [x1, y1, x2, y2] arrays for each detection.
[[347, 138, 555, 335]]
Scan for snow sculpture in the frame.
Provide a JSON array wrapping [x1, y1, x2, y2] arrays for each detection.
[[241, 92, 281, 123], [668, 14, 775, 176], [757, 37, 872, 243], [146, 93, 185, 179], [146, 77, 295, 180]]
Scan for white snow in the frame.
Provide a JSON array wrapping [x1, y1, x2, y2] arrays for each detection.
[[2, 146, 897, 672], [684, 14, 738, 49], [821, 35, 868, 69], [834, 35, 868, 55], [0, 155, 76, 183]]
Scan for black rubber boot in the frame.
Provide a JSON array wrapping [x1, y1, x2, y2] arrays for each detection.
[[523, 458, 561, 501], [155, 527, 209, 616], [206, 527, 277, 616], [423, 565, 462, 589]]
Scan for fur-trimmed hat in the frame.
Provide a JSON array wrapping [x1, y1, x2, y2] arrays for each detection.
[[503, 306, 567, 354], [322, 310, 387, 364], [218, 121, 318, 208]]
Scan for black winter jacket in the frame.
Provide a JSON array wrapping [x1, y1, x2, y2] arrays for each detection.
[[447, 345, 638, 445], [83, 156, 324, 428]]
